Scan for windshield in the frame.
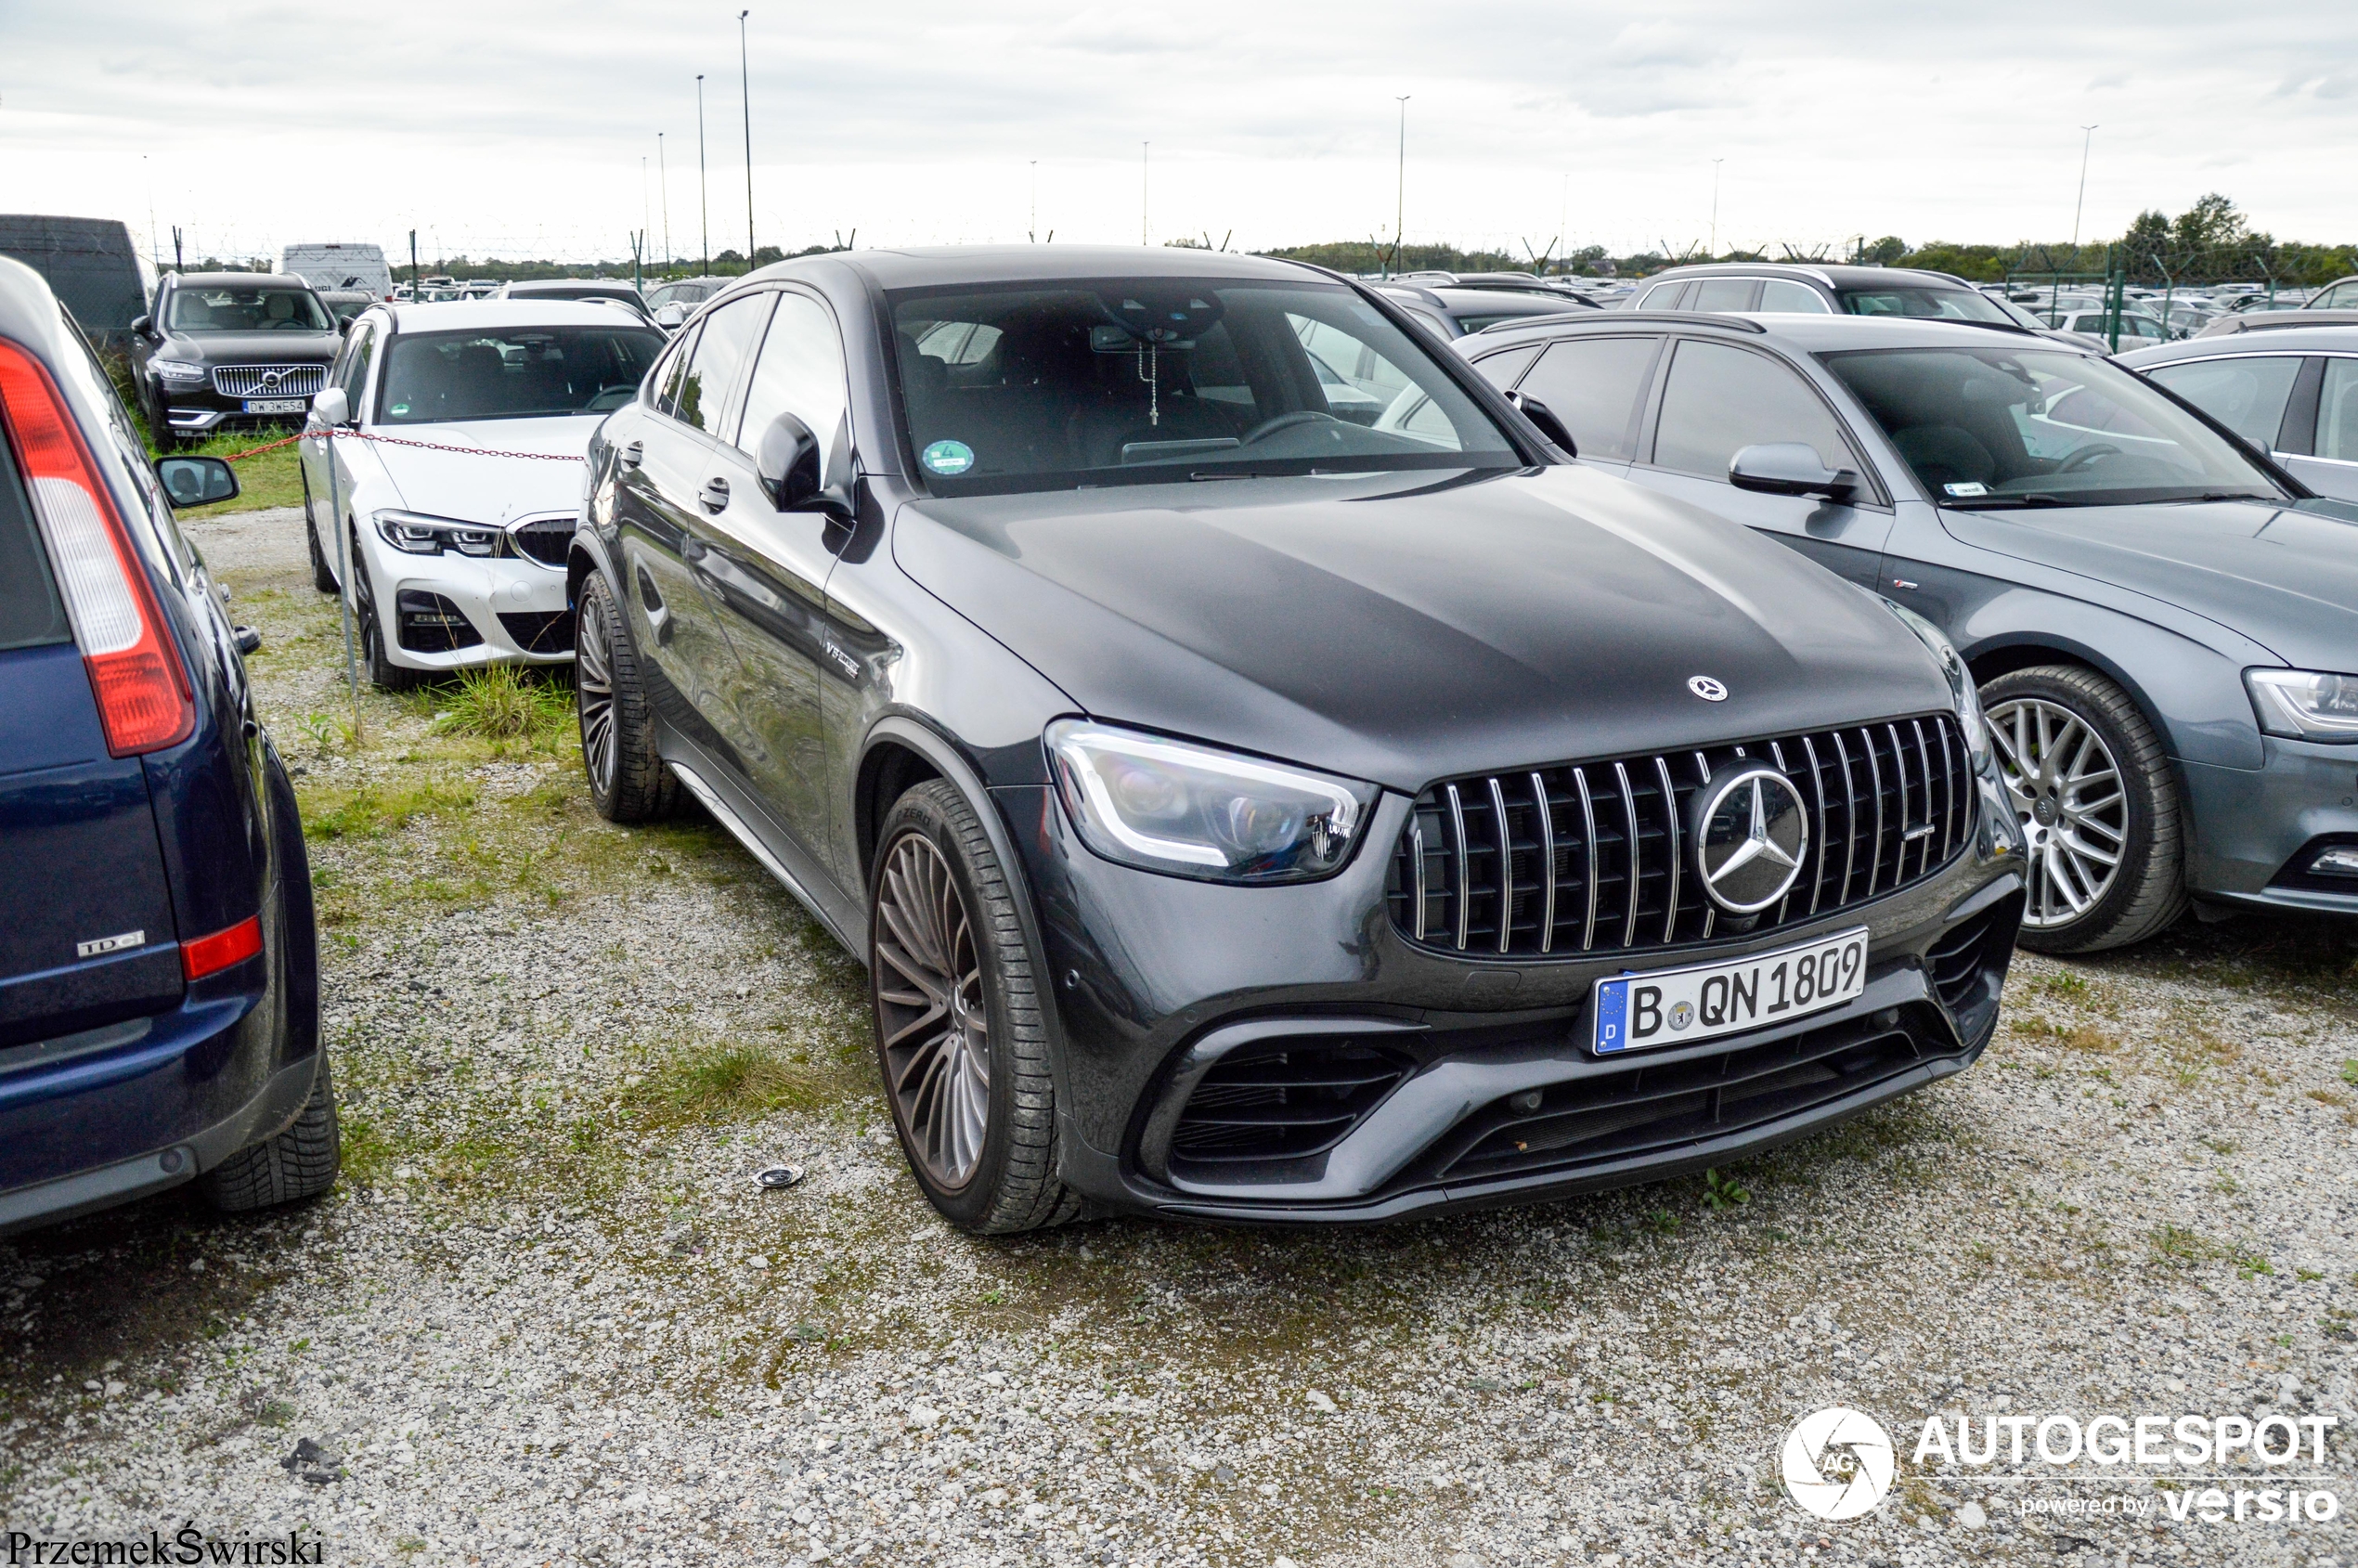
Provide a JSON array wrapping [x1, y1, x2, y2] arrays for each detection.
[[166, 285, 330, 333], [887, 278, 1519, 493], [1820, 346, 2287, 507], [376, 325, 665, 424], [1838, 286, 2013, 324]]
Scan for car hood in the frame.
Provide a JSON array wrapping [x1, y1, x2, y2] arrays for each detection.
[[891, 464, 1956, 792], [1942, 499, 2358, 670], [364, 417, 595, 525], [165, 331, 339, 363]]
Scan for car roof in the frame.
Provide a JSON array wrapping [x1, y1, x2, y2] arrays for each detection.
[[505, 279, 639, 293], [168, 271, 314, 289], [376, 300, 662, 332], [817, 244, 1316, 291], [1465, 309, 2097, 357], [2118, 324, 2358, 365], [1641, 263, 1975, 292]]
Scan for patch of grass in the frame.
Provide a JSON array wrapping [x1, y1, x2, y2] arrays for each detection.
[[337, 1107, 397, 1190], [166, 423, 306, 521], [2341, 1060, 2358, 1087], [2034, 971, 2091, 998], [302, 782, 478, 841], [626, 1044, 818, 1127], [434, 663, 576, 753], [1701, 1168, 1750, 1211]]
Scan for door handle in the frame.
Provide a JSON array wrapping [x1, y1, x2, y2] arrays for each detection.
[[700, 476, 730, 513], [620, 440, 643, 469]]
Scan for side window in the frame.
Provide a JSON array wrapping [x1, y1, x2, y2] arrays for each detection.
[[1759, 279, 1831, 314], [2314, 281, 2357, 310], [1651, 339, 1857, 484], [2144, 356, 2301, 450], [733, 292, 850, 453], [675, 293, 773, 434], [1469, 345, 1541, 389], [2314, 359, 2358, 462], [1514, 336, 1661, 460], [1691, 279, 1757, 313], [340, 323, 378, 416], [1639, 281, 1688, 310], [655, 326, 699, 416]]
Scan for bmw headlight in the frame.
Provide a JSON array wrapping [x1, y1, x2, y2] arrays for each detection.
[[150, 358, 206, 383], [2246, 668, 2358, 744], [1046, 719, 1377, 884], [374, 509, 502, 557], [1878, 597, 1989, 765]]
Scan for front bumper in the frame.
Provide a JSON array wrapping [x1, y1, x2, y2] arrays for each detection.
[[998, 769, 2028, 1224], [370, 546, 575, 670], [155, 384, 322, 436], [2181, 737, 2358, 915]]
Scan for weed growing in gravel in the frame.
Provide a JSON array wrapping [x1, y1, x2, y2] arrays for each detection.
[[2342, 1059, 2358, 1086], [1701, 1168, 1749, 1210], [434, 663, 576, 754], [628, 1044, 819, 1126]]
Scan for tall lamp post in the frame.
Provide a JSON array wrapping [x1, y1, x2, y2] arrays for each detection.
[[697, 75, 710, 276], [738, 11, 755, 263], [1141, 142, 1149, 247], [1709, 159, 1723, 257], [2071, 124, 2099, 252], [658, 133, 671, 273], [1393, 95, 1409, 279]]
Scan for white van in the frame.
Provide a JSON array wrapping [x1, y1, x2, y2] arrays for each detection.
[[279, 242, 392, 297]]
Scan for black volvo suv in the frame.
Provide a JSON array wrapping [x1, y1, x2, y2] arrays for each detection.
[[567, 246, 2027, 1230], [131, 273, 339, 446]]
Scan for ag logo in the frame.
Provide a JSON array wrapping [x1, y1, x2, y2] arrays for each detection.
[[1692, 764, 1809, 914], [1781, 1406, 1895, 1521]]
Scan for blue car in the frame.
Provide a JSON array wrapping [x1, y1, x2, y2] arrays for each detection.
[[0, 255, 335, 1233]]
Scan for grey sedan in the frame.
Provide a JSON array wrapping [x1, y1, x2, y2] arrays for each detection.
[[1459, 311, 2358, 950], [2117, 326, 2358, 503]]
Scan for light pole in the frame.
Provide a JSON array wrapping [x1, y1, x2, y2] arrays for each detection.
[[738, 10, 755, 263], [2071, 124, 2098, 253], [658, 133, 671, 273], [1393, 95, 1409, 279], [1141, 142, 1149, 246], [696, 75, 709, 276], [1030, 161, 1038, 242], [1709, 159, 1723, 257]]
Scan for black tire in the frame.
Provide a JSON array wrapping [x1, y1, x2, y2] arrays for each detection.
[[301, 470, 337, 594], [869, 779, 1083, 1235], [360, 604, 421, 693], [201, 1054, 341, 1212], [1981, 664, 2186, 952], [575, 570, 677, 821]]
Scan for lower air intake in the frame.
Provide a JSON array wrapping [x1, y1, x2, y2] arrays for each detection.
[[1170, 1041, 1414, 1166], [498, 611, 572, 654]]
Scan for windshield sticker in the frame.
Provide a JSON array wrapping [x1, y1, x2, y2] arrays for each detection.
[[1943, 481, 1989, 497], [390, 403, 410, 416], [921, 439, 975, 476]]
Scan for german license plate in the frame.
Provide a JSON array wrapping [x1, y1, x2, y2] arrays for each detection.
[[1592, 927, 1869, 1055], [242, 397, 307, 414]]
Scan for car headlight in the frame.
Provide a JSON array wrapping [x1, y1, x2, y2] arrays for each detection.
[[150, 358, 206, 383], [1878, 597, 1989, 765], [374, 509, 503, 557], [1046, 719, 1378, 884], [2246, 668, 2358, 744]]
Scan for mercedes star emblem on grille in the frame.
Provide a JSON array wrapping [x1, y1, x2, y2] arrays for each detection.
[[1688, 675, 1728, 701], [1692, 764, 1809, 914]]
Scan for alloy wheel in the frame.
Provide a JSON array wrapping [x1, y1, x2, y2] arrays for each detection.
[[872, 832, 991, 1188], [1988, 695, 2127, 928], [576, 590, 617, 795]]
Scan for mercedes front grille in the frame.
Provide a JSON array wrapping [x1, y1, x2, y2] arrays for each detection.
[[1386, 715, 1975, 958]]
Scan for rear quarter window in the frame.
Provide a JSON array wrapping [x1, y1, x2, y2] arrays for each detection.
[[0, 423, 73, 651]]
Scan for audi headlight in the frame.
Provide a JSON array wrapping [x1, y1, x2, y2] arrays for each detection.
[[2246, 668, 2358, 744], [1879, 597, 1989, 765], [374, 509, 502, 557], [1046, 719, 1377, 884], [151, 358, 206, 383]]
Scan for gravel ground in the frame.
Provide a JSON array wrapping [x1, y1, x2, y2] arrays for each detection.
[[3, 505, 2354, 1567]]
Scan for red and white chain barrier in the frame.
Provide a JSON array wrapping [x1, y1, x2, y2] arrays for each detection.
[[219, 428, 585, 463]]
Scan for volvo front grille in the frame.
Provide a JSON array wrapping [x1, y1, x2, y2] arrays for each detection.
[[211, 364, 329, 398]]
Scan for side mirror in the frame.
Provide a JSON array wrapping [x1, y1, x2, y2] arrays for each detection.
[[654, 302, 689, 330], [311, 387, 350, 428], [1729, 442, 1858, 501], [1504, 390, 1578, 458], [131, 314, 153, 339], [337, 317, 353, 337], [756, 411, 851, 519], [154, 455, 240, 508]]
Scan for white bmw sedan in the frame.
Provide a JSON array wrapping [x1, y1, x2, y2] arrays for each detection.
[[298, 300, 666, 687]]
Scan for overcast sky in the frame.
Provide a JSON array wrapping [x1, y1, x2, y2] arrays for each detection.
[[5, 1, 2355, 267]]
